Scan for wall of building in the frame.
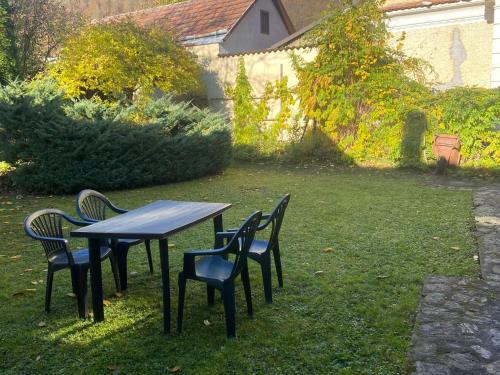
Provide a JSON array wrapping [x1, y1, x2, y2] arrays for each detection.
[[387, 0, 493, 88], [190, 0, 494, 120], [220, 0, 291, 55], [280, 0, 333, 30], [391, 22, 493, 88], [191, 44, 315, 114]]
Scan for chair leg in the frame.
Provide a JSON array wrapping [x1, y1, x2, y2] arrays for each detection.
[[273, 242, 283, 288], [45, 268, 54, 313], [177, 273, 186, 333], [241, 264, 253, 316], [261, 255, 273, 304], [109, 253, 121, 292], [222, 282, 236, 338], [73, 267, 88, 319], [207, 285, 215, 306], [114, 244, 129, 291], [145, 240, 154, 274], [71, 268, 78, 294]]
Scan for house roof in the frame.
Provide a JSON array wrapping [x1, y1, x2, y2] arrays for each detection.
[[101, 0, 294, 44], [270, 18, 321, 49], [382, 0, 461, 12]]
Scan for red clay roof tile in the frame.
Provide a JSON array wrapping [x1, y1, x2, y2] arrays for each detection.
[[383, 0, 461, 12], [103, 0, 255, 40]]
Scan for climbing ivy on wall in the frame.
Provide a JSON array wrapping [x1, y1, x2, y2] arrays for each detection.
[[226, 58, 296, 159]]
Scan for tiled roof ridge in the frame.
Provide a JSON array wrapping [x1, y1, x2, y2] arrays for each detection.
[[383, 0, 463, 12], [100, 0, 192, 22]]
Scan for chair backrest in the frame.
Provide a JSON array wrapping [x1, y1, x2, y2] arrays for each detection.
[[266, 193, 291, 247], [24, 209, 68, 261], [76, 189, 113, 222], [227, 211, 262, 279]]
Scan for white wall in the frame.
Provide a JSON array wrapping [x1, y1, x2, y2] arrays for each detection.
[[220, 0, 290, 54], [386, 0, 493, 88]]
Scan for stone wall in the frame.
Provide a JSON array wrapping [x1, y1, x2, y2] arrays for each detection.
[[190, 44, 316, 115], [391, 22, 493, 88]]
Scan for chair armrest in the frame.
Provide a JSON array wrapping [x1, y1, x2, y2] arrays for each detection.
[[215, 231, 237, 241], [29, 234, 68, 245], [109, 203, 128, 214], [257, 213, 272, 231], [62, 214, 92, 227]]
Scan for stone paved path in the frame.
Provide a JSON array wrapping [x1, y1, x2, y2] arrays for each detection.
[[410, 182, 500, 375]]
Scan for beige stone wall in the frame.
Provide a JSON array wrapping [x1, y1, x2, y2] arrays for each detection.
[[391, 21, 493, 88], [190, 44, 316, 114], [190, 18, 492, 118]]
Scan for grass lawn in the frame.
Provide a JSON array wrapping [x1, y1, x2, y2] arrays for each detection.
[[0, 163, 479, 374]]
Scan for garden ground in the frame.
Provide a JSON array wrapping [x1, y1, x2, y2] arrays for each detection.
[[0, 163, 480, 374]]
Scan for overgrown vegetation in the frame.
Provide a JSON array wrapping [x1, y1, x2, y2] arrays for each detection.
[[226, 59, 301, 160], [50, 20, 202, 103], [227, 0, 499, 172], [0, 79, 230, 193], [426, 87, 500, 168]]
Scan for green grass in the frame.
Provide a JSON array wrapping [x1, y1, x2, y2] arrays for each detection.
[[0, 163, 479, 374]]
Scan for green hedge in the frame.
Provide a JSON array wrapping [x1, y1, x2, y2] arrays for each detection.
[[425, 87, 500, 169], [0, 84, 231, 194]]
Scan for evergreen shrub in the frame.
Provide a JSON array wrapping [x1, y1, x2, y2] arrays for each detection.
[[0, 81, 231, 193]]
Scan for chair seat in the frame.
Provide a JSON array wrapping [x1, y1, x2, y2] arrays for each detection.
[[48, 246, 112, 266], [248, 239, 270, 256], [195, 256, 234, 283]]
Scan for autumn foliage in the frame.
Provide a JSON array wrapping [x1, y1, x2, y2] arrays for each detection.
[[50, 20, 202, 102]]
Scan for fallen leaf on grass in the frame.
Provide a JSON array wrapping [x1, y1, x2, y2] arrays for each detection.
[[203, 319, 211, 326], [314, 271, 324, 276], [31, 281, 38, 285], [36, 355, 41, 361], [376, 275, 390, 279], [103, 299, 112, 307], [10, 255, 21, 260], [168, 243, 176, 248], [170, 366, 181, 373], [67, 293, 76, 298], [432, 237, 440, 240], [450, 246, 460, 250], [12, 289, 36, 297], [24, 268, 33, 272], [322, 247, 334, 253], [38, 321, 46, 327]]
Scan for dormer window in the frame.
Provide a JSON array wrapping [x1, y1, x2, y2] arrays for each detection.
[[260, 10, 270, 35]]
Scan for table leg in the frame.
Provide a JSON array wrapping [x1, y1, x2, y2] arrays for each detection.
[[213, 214, 224, 248], [159, 238, 170, 334], [89, 238, 104, 322]]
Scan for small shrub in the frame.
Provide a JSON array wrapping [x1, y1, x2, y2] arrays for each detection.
[[284, 128, 352, 164], [400, 111, 427, 168]]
